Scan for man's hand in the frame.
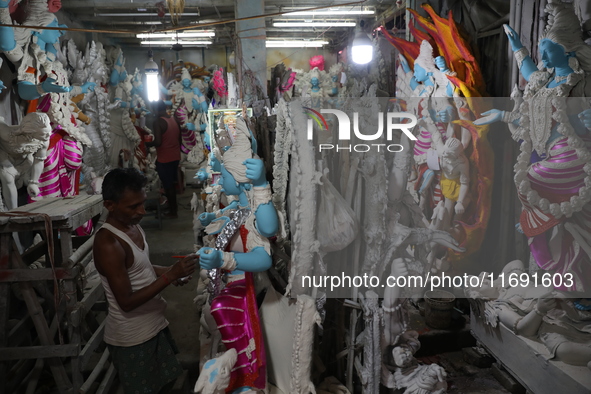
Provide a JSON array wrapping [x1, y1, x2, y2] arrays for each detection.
[[172, 276, 192, 286], [197, 248, 223, 270], [244, 158, 267, 186], [167, 254, 198, 280], [455, 201, 465, 215]]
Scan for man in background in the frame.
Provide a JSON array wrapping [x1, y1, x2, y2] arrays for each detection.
[[146, 101, 181, 218]]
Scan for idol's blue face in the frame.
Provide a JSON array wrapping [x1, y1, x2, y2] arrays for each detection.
[[219, 165, 241, 195], [311, 77, 319, 86], [413, 64, 429, 82], [37, 19, 66, 45], [539, 39, 569, 69], [182, 78, 191, 88]]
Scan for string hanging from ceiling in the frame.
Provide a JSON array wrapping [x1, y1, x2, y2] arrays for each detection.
[[166, 0, 185, 26]]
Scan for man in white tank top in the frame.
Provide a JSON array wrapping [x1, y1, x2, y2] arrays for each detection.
[[93, 168, 198, 393]]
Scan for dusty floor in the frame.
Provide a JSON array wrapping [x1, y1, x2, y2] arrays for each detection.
[[143, 191, 203, 386]]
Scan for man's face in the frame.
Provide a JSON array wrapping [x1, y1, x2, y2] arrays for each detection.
[[105, 188, 147, 225]]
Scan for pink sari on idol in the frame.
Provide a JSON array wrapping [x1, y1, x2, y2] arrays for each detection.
[[210, 226, 266, 392]]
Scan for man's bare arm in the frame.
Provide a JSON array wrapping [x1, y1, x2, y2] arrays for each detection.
[[94, 231, 197, 312]]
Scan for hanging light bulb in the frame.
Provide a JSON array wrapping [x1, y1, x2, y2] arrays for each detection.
[[351, 21, 373, 65], [145, 50, 160, 102]]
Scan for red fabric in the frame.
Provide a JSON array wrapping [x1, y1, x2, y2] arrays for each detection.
[[156, 117, 181, 163]]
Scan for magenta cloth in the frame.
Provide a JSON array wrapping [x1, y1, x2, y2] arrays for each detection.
[[519, 135, 591, 238], [519, 135, 591, 292], [210, 275, 266, 391], [174, 105, 197, 154]]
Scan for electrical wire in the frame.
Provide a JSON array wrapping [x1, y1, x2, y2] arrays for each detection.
[[0, 1, 367, 35]]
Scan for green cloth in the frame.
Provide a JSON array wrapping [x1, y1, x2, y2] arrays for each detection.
[[108, 327, 183, 394]]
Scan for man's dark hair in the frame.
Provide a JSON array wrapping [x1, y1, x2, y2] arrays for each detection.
[[152, 100, 168, 114], [102, 168, 147, 202]]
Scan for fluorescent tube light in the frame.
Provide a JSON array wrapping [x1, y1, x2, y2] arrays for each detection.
[[283, 10, 375, 16], [266, 40, 328, 48], [136, 31, 215, 38], [140, 40, 212, 45], [273, 21, 355, 27], [95, 12, 200, 17]]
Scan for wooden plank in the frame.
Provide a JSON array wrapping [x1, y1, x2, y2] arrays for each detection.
[[80, 349, 110, 394], [80, 320, 106, 369], [12, 250, 72, 393], [0, 266, 80, 282], [6, 358, 35, 393], [0, 221, 55, 233], [59, 230, 73, 267], [21, 239, 48, 265], [1, 195, 103, 228], [2, 197, 57, 216], [79, 252, 94, 269], [0, 344, 79, 361], [7, 314, 33, 347], [62, 269, 82, 390], [96, 363, 117, 394], [471, 313, 591, 394], [69, 203, 103, 230], [67, 235, 95, 267], [25, 359, 44, 394], [71, 283, 105, 327], [23, 196, 96, 218]]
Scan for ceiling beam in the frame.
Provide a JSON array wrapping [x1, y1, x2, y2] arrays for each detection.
[[60, 0, 238, 9]]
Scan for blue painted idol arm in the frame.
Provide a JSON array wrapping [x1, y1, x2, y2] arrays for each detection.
[[503, 24, 537, 81], [197, 246, 271, 272], [18, 77, 70, 100]]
